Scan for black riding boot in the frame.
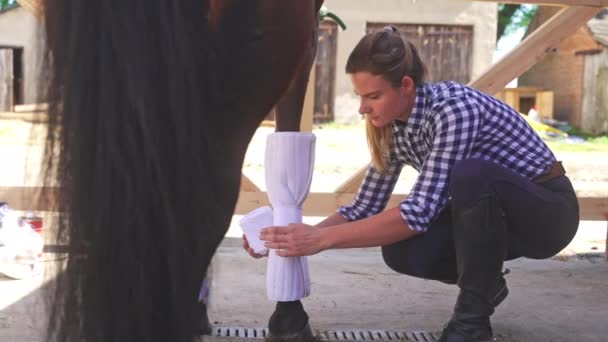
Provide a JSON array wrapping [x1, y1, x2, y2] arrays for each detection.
[[438, 195, 508, 342]]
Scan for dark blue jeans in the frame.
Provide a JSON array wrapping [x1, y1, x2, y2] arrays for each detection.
[[382, 159, 580, 282]]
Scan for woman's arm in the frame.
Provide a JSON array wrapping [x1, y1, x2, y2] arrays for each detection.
[[314, 212, 349, 228], [322, 206, 419, 249], [260, 206, 420, 257]]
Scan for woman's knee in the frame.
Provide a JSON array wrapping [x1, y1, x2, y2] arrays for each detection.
[[381, 245, 418, 275], [381, 245, 449, 279]]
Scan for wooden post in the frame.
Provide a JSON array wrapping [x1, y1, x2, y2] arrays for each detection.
[[300, 65, 315, 133], [15, 0, 43, 16], [536, 91, 555, 119]]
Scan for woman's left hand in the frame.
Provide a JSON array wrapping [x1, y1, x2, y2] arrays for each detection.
[[260, 223, 326, 257]]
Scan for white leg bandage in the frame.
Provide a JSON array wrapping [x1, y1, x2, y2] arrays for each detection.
[[264, 132, 315, 301], [240, 206, 273, 255]]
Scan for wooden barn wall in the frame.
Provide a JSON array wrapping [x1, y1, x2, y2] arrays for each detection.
[[582, 48, 608, 135]]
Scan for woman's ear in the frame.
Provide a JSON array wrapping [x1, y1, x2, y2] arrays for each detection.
[[401, 75, 415, 92]]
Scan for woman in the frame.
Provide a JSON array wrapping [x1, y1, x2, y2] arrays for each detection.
[[254, 26, 579, 341]]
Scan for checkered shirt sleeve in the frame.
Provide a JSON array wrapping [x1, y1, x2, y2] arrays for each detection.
[[338, 159, 403, 221]]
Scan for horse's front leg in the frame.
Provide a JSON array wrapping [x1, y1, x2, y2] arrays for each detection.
[[266, 3, 321, 341]]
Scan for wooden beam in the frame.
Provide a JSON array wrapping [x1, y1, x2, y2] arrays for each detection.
[[236, 191, 608, 219], [0, 186, 59, 212], [300, 66, 315, 133], [335, 164, 369, 193], [0, 111, 48, 122], [579, 197, 608, 221], [14, 103, 47, 113], [240, 174, 260, 192], [474, 0, 606, 6], [15, 0, 42, 16], [469, 6, 602, 95], [9, 186, 604, 220]]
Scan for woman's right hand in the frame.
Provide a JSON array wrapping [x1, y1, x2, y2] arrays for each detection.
[[242, 234, 267, 259]]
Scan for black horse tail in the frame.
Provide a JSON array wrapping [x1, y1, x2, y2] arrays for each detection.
[[42, 1, 231, 341]]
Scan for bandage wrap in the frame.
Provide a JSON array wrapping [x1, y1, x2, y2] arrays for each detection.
[[264, 132, 315, 301]]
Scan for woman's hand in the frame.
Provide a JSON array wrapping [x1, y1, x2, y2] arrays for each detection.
[[242, 234, 268, 259], [260, 223, 327, 257]]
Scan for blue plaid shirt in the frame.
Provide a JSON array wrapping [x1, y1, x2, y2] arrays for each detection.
[[339, 82, 557, 232]]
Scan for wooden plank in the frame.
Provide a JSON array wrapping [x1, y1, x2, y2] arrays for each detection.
[[335, 164, 369, 193], [0, 49, 13, 113], [236, 191, 608, 219], [579, 197, 608, 221], [469, 6, 603, 95], [504, 90, 520, 112], [2, 185, 605, 226], [14, 103, 48, 113], [15, 0, 43, 16], [0, 111, 48, 122], [536, 91, 554, 119], [473, 0, 606, 6], [240, 174, 260, 192], [0, 186, 59, 212], [300, 67, 315, 133]]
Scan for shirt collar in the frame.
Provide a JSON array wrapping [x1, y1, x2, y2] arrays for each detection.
[[392, 84, 429, 135]]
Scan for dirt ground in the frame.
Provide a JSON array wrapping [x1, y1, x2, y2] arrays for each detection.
[[0, 120, 607, 341]]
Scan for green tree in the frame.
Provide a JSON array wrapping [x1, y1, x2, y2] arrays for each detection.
[[0, 0, 16, 11], [497, 4, 538, 41]]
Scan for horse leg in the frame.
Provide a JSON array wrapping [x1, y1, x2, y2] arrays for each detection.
[[266, 5, 320, 342], [195, 1, 321, 338]]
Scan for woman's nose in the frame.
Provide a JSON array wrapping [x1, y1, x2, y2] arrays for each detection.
[[359, 102, 368, 115]]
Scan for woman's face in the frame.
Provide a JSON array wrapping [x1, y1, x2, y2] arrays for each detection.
[[350, 72, 415, 127]]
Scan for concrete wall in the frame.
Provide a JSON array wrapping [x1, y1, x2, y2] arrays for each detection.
[[323, 0, 497, 123], [0, 6, 42, 105]]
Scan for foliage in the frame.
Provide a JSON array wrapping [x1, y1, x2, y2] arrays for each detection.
[[497, 4, 538, 41], [0, 0, 16, 11]]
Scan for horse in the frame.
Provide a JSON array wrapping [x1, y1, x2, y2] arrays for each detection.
[[41, 0, 323, 341]]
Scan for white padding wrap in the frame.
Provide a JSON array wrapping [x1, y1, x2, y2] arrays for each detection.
[[265, 132, 315, 301], [239, 206, 273, 255]]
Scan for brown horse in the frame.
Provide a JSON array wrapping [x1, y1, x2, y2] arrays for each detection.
[[41, 0, 322, 341]]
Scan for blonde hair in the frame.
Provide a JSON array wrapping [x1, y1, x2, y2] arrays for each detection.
[[346, 26, 427, 173], [366, 117, 393, 172]]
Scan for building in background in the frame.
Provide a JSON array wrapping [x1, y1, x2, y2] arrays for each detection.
[[0, 3, 40, 111], [0, 1, 498, 125], [317, 0, 497, 123], [520, 7, 608, 135]]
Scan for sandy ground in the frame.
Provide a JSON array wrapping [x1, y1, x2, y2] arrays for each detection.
[[0, 119, 606, 341], [0, 229, 606, 342]]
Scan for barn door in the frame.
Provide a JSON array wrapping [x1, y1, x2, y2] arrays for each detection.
[[0, 48, 14, 112], [367, 23, 473, 83]]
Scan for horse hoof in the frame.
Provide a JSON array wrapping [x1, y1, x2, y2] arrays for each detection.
[[264, 322, 319, 342]]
